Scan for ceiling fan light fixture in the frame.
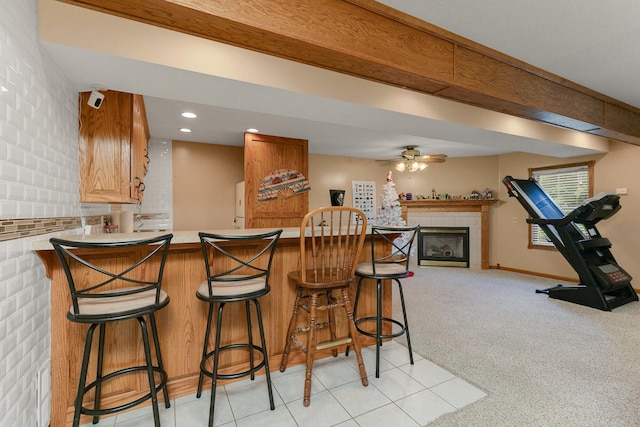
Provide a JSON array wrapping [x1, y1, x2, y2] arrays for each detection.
[[395, 159, 427, 172], [390, 146, 445, 172]]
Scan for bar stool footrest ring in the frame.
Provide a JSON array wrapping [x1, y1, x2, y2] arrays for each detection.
[[355, 316, 408, 340], [200, 343, 267, 381], [80, 365, 168, 418]]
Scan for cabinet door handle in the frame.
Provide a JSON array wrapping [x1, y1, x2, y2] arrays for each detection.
[[134, 176, 145, 192]]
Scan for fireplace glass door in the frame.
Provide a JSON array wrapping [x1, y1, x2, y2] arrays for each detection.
[[418, 227, 470, 267]]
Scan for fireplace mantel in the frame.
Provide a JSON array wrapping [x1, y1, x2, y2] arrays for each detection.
[[400, 199, 498, 269]]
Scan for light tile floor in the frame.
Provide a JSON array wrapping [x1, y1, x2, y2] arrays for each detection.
[[80, 341, 486, 427]]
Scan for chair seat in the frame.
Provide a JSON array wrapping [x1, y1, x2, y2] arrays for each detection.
[[197, 276, 266, 299], [288, 270, 354, 289], [355, 262, 407, 277], [69, 287, 168, 317]]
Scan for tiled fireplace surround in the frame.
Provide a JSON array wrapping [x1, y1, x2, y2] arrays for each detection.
[[401, 200, 496, 269]]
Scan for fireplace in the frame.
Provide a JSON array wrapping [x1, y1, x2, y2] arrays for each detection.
[[418, 226, 470, 267]]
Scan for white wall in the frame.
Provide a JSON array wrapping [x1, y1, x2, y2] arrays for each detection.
[[0, 1, 80, 425]]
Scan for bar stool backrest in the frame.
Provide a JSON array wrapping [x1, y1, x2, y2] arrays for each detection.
[[49, 233, 173, 321], [369, 225, 419, 276], [299, 207, 368, 286], [198, 230, 282, 297]]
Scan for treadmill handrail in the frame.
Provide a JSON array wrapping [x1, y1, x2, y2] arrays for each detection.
[[526, 217, 573, 227]]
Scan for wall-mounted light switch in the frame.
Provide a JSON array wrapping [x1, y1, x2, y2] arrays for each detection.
[[615, 188, 628, 195]]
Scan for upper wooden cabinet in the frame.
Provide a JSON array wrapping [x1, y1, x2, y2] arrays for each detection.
[[78, 90, 149, 203], [244, 133, 309, 228]]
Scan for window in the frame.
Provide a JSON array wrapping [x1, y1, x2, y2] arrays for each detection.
[[528, 161, 594, 248]]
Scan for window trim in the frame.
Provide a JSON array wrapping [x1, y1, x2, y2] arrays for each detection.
[[527, 161, 594, 250]]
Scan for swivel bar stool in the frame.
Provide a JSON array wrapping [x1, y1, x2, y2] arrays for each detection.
[[280, 207, 369, 406], [50, 234, 173, 427], [351, 225, 419, 377], [196, 230, 282, 427]]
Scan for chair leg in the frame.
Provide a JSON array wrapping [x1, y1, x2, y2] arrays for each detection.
[[149, 312, 170, 407], [208, 303, 225, 427], [245, 300, 256, 380], [352, 276, 364, 319], [253, 299, 275, 410], [346, 276, 365, 357], [303, 292, 319, 407], [197, 302, 215, 398], [341, 287, 368, 387], [396, 278, 414, 365], [138, 316, 161, 427], [326, 290, 338, 357], [280, 287, 303, 372], [73, 323, 98, 427]]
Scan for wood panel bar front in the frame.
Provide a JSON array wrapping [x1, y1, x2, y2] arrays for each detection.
[[36, 231, 390, 427]]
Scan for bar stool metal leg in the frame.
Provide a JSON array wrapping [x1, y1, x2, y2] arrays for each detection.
[[149, 313, 171, 407], [93, 324, 106, 425], [246, 300, 256, 380], [253, 299, 275, 410], [208, 302, 225, 427], [138, 316, 161, 427], [352, 276, 415, 378], [396, 278, 413, 364], [197, 303, 215, 398], [73, 324, 98, 427], [375, 278, 383, 378]]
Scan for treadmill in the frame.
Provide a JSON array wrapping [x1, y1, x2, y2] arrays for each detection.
[[503, 175, 638, 311]]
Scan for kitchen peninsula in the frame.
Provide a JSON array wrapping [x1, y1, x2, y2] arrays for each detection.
[[34, 228, 391, 427]]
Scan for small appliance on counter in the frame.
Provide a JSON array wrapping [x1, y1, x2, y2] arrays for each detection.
[[235, 181, 245, 229]]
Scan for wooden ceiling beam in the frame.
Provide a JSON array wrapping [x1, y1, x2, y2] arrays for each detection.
[[57, 0, 640, 144]]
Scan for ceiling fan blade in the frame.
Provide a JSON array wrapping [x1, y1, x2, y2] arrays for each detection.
[[419, 154, 447, 163]]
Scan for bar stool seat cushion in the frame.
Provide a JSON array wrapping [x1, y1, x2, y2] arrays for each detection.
[[355, 262, 406, 277], [197, 276, 266, 298], [69, 287, 169, 316]]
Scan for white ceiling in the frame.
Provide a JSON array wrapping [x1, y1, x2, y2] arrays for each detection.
[[41, 0, 640, 161]]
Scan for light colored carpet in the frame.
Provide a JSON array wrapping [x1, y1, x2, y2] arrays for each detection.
[[392, 267, 640, 427]]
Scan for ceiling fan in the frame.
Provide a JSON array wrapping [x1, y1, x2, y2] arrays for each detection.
[[381, 146, 447, 172]]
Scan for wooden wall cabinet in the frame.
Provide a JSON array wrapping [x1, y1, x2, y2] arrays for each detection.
[[244, 133, 309, 228], [78, 90, 149, 203]]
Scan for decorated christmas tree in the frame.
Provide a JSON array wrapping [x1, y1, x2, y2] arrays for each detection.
[[376, 171, 406, 226]]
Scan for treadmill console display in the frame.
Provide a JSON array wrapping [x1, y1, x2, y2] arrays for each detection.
[[597, 264, 631, 284]]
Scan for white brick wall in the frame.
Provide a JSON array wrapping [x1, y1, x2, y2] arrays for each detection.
[[1, 1, 81, 425]]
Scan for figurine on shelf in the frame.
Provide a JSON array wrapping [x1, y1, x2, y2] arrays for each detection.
[[481, 188, 493, 199], [470, 190, 480, 199]]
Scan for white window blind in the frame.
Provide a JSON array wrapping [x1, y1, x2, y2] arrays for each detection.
[[531, 165, 590, 246]]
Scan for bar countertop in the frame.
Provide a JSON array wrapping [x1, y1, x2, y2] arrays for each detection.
[[31, 227, 301, 250]]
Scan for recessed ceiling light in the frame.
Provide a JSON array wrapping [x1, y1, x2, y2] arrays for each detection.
[[246, 128, 259, 133], [181, 112, 197, 118], [179, 128, 192, 133]]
